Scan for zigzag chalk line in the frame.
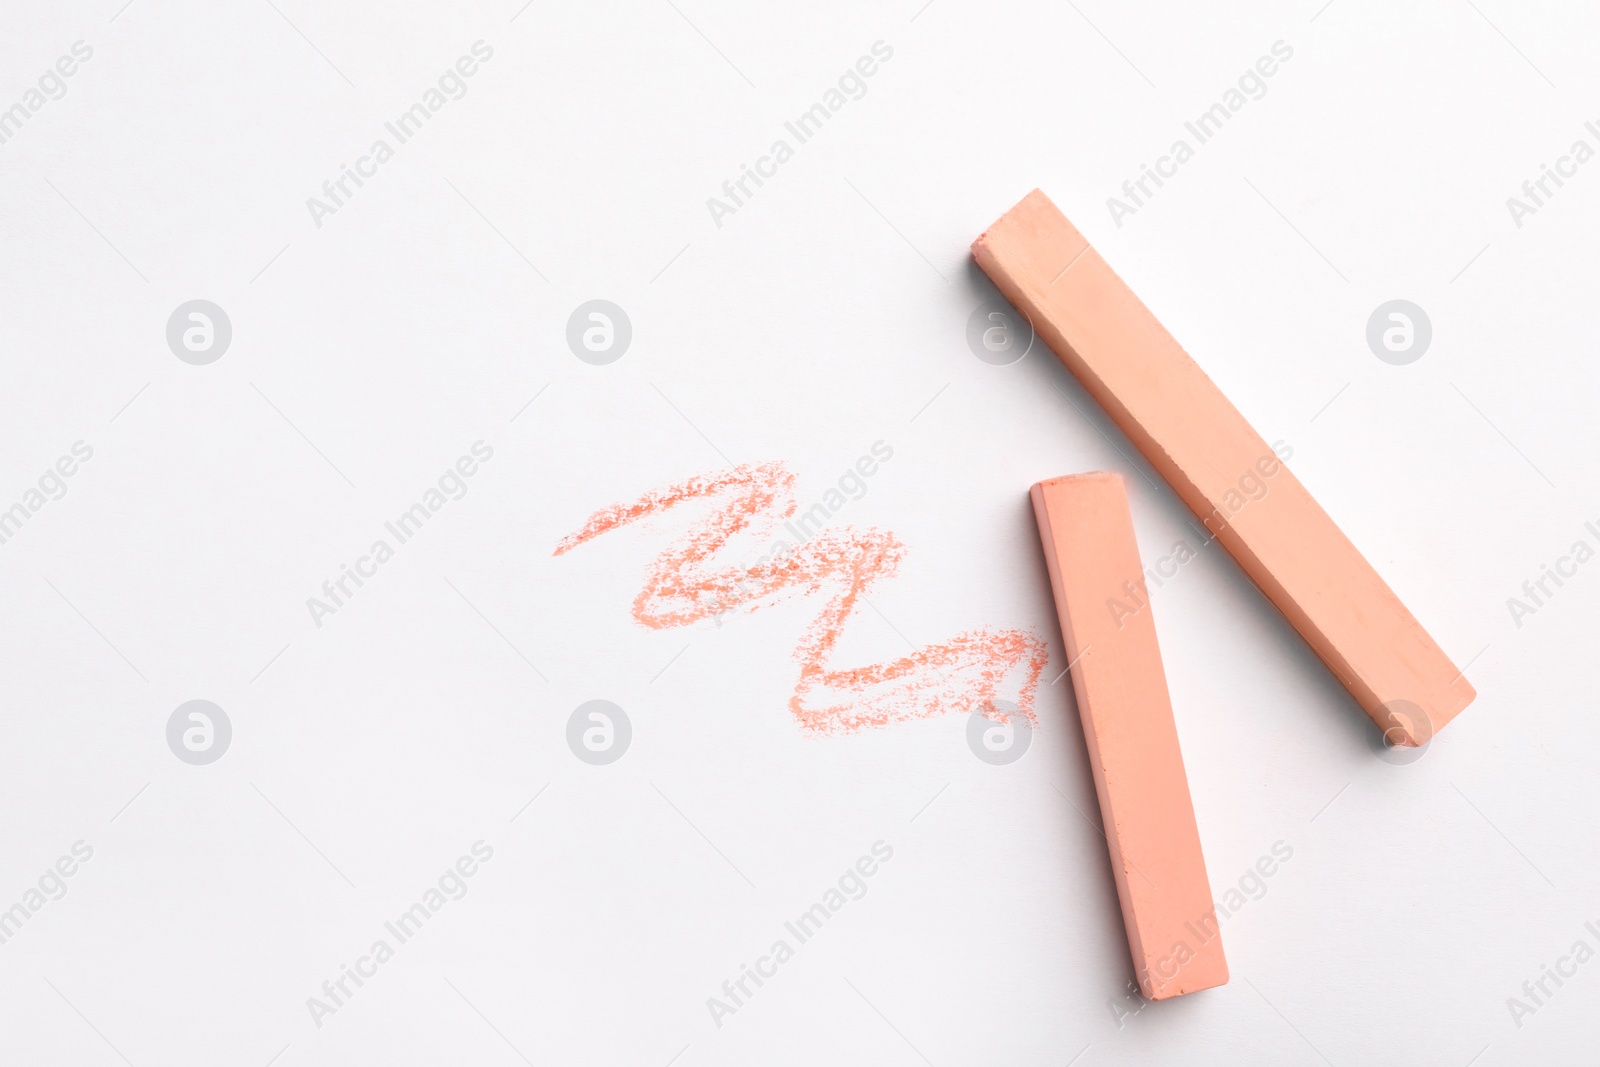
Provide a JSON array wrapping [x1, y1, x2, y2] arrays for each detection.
[[555, 462, 1046, 735]]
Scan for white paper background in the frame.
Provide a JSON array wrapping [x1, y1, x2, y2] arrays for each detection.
[[1, 1, 1595, 1063]]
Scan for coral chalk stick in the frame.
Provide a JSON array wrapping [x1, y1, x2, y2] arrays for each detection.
[[977, 189, 1473, 745], [1032, 471, 1227, 999]]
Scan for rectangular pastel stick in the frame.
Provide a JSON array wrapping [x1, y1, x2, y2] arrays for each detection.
[[978, 190, 1474, 746], [1032, 471, 1226, 999]]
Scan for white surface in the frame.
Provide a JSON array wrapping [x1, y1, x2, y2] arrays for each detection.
[[0, 1, 1593, 1064]]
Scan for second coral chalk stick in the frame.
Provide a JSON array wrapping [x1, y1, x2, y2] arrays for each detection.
[[1032, 471, 1227, 999]]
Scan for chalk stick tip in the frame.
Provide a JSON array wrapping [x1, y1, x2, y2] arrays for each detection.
[[1142, 958, 1230, 1000], [972, 188, 1053, 253], [1377, 680, 1476, 747], [1031, 470, 1124, 495]]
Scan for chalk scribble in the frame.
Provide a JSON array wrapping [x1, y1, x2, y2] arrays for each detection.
[[554, 462, 1046, 735]]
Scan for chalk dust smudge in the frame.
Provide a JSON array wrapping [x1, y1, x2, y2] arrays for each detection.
[[554, 462, 1046, 735]]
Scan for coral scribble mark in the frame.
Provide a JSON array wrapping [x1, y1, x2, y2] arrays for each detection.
[[554, 462, 1046, 735]]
